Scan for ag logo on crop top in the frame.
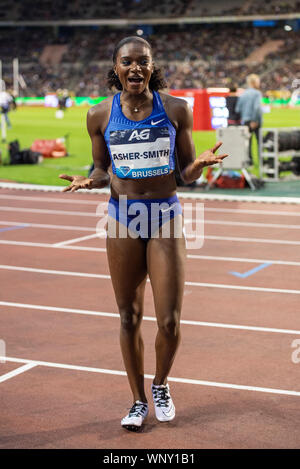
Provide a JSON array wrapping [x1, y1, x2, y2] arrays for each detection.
[[128, 129, 150, 142]]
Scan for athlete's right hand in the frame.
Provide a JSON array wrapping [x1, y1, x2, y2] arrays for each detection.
[[59, 174, 94, 192]]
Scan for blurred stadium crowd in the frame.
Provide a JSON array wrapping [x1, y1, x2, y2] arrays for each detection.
[[0, 0, 299, 97], [1, 0, 299, 20]]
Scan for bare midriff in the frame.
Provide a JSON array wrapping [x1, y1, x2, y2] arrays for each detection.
[[110, 171, 177, 200]]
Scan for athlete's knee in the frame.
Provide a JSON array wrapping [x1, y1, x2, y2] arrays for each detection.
[[157, 313, 180, 338], [119, 305, 143, 332]]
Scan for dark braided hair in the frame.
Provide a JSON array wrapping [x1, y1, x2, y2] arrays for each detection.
[[107, 36, 167, 91]]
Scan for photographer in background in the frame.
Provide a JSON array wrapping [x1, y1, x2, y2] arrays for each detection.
[[235, 74, 263, 165], [226, 83, 241, 126]]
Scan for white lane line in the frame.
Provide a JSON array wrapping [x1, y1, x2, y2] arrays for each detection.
[[166, 376, 300, 397], [0, 206, 98, 217], [0, 182, 110, 195], [194, 220, 300, 230], [1, 355, 300, 397], [0, 264, 110, 279], [53, 233, 99, 247], [0, 220, 95, 232], [1, 239, 300, 266], [1, 356, 127, 377], [0, 239, 106, 252], [1, 300, 300, 335], [0, 363, 37, 383], [187, 254, 300, 266], [176, 192, 300, 205], [3, 193, 300, 220], [2, 194, 300, 217], [0, 194, 102, 205], [2, 181, 300, 204], [205, 207, 300, 217], [185, 281, 300, 295], [1, 264, 300, 295], [0, 301, 120, 319], [2, 194, 300, 216], [205, 235, 300, 246], [2, 205, 300, 230], [1, 221, 300, 246]]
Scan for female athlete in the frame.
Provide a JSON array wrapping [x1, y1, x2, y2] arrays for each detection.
[[59, 36, 228, 432]]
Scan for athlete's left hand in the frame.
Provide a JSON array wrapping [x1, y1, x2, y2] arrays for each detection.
[[180, 141, 228, 183], [59, 174, 94, 192], [195, 141, 228, 171]]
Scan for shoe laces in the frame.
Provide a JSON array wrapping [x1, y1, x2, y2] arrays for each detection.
[[152, 386, 170, 407], [128, 401, 147, 417]]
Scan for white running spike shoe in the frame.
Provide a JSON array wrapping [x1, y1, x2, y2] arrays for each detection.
[[121, 400, 149, 431], [151, 383, 175, 422]]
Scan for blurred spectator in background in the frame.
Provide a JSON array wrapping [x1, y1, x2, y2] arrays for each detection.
[[0, 89, 13, 129], [226, 83, 241, 126], [235, 74, 263, 165], [57, 88, 69, 110], [8, 89, 17, 111]]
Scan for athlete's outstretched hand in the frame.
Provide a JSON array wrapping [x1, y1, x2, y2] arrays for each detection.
[[197, 141, 228, 168], [184, 141, 228, 182], [59, 174, 94, 192]]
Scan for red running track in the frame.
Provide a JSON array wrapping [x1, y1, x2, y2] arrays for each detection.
[[1, 188, 300, 449]]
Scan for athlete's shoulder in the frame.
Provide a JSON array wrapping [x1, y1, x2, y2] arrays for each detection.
[[87, 95, 114, 119], [158, 91, 192, 129], [158, 91, 189, 109], [87, 95, 115, 134]]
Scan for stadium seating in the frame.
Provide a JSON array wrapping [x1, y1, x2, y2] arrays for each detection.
[[0, 0, 299, 97], [1, 0, 299, 20]]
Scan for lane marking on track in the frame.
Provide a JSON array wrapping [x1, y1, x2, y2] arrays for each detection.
[[0, 194, 101, 205], [0, 206, 98, 217], [185, 281, 300, 294], [205, 207, 300, 217], [2, 194, 300, 217], [1, 206, 300, 230], [1, 355, 300, 397], [1, 181, 300, 204], [204, 235, 300, 246], [0, 239, 106, 252], [191, 220, 300, 230], [0, 224, 30, 233], [0, 363, 37, 383], [53, 233, 99, 247], [229, 262, 272, 278], [0, 264, 110, 279], [1, 300, 300, 335], [1, 221, 300, 245], [187, 254, 300, 266], [1, 239, 300, 266], [1, 264, 300, 295], [0, 220, 95, 232]]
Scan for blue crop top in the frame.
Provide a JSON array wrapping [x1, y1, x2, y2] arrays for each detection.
[[104, 91, 176, 179]]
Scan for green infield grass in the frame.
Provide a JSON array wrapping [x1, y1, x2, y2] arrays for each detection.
[[0, 104, 299, 186]]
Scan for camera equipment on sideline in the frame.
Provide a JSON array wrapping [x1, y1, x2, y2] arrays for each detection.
[[8, 140, 41, 165], [259, 128, 300, 179], [263, 130, 300, 152]]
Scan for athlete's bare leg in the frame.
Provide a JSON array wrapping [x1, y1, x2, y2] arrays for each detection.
[[147, 216, 186, 385], [106, 225, 148, 403]]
